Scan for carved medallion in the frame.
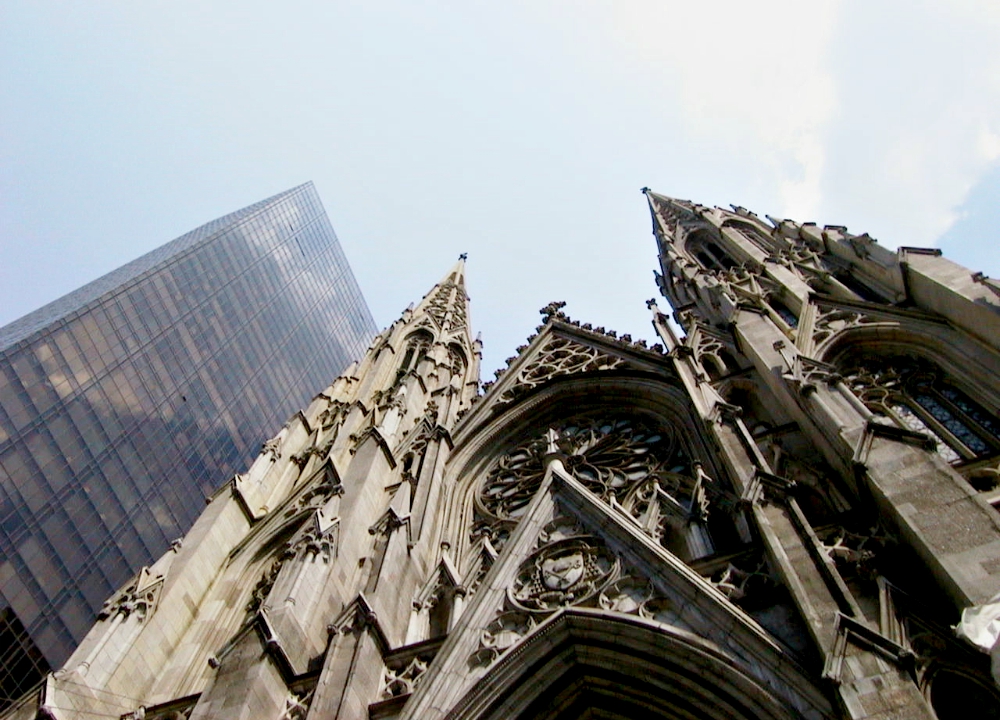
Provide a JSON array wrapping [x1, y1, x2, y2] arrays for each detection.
[[510, 537, 617, 612]]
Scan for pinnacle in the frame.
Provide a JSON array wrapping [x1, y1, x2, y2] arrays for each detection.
[[408, 255, 472, 335]]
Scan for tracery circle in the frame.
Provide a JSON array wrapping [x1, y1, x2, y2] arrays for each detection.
[[477, 415, 685, 522]]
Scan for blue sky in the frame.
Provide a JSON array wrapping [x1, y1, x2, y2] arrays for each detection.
[[2, 1, 998, 376]]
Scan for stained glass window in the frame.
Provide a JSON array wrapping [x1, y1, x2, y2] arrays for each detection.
[[843, 355, 1000, 464]]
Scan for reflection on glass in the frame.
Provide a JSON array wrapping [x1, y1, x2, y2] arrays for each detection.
[[0, 183, 376, 700]]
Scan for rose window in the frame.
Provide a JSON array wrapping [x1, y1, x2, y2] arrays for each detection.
[[477, 416, 689, 524]]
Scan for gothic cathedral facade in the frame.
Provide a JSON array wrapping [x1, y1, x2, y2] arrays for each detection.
[[7, 192, 1000, 719]]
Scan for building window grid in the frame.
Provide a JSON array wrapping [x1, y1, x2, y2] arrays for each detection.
[[0, 187, 376, 668]]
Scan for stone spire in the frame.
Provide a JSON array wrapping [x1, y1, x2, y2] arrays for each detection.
[[411, 254, 472, 339]]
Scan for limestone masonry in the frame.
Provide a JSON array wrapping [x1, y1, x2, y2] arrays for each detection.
[[7, 191, 1000, 719]]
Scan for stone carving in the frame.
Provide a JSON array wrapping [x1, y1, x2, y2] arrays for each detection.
[[466, 544, 497, 597], [99, 571, 162, 623], [261, 435, 282, 461], [369, 508, 410, 538], [279, 688, 314, 720], [284, 521, 339, 563], [289, 469, 343, 516], [477, 416, 686, 527], [710, 557, 775, 603], [820, 526, 892, 580], [767, 245, 829, 281], [847, 233, 875, 259], [470, 518, 515, 554], [496, 336, 626, 406], [785, 356, 842, 396], [469, 611, 537, 667], [290, 439, 333, 469], [598, 576, 654, 614], [510, 537, 618, 612], [425, 275, 467, 331], [539, 301, 568, 323], [619, 462, 714, 557], [471, 517, 686, 669], [317, 400, 347, 429], [811, 305, 876, 347], [245, 558, 283, 616], [972, 271, 1000, 302], [382, 655, 430, 699]]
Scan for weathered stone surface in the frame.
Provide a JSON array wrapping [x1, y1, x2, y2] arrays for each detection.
[[9, 195, 1000, 720]]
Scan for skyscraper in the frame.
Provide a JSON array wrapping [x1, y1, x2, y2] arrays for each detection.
[[7, 193, 1000, 720], [0, 183, 377, 702]]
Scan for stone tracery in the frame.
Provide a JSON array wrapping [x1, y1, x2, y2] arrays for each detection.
[[477, 416, 687, 521], [496, 336, 626, 406], [843, 355, 1000, 464]]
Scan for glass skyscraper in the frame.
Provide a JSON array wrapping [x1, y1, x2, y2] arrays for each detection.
[[0, 183, 377, 701]]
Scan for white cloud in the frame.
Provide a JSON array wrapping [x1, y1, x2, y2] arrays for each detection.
[[610, 0, 841, 218]]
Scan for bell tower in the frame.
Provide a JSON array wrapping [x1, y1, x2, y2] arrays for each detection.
[[645, 187, 1000, 719]]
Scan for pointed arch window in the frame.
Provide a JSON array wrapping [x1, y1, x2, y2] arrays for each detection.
[[723, 219, 774, 252], [686, 230, 736, 271], [400, 331, 433, 373], [448, 344, 466, 375], [843, 356, 1000, 464]]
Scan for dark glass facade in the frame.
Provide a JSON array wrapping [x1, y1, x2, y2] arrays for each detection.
[[0, 183, 376, 700]]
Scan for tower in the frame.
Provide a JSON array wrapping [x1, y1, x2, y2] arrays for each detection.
[[3, 258, 480, 720], [642, 189, 1000, 718], [8, 190, 1000, 720], [0, 182, 376, 703]]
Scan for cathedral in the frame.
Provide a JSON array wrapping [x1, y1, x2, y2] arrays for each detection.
[[6, 190, 1000, 719]]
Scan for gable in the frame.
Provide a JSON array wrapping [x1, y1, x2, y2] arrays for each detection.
[[397, 463, 834, 720]]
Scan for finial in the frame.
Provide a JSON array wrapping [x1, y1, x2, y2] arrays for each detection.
[[646, 298, 659, 310], [640, 187, 650, 194], [539, 301, 567, 323], [459, 252, 468, 260]]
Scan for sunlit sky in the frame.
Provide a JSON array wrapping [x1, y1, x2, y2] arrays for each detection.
[[2, 1, 998, 376]]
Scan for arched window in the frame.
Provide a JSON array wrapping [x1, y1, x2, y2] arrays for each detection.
[[400, 331, 433, 373], [843, 355, 1000, 464], [448, 344, 466, 374], [723, 219, 774, 252], [929, 669, 1000, 720], [686, 230, 736, 271]]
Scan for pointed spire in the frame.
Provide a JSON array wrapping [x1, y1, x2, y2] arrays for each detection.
[[644, 188, 702, 238], [412, 254, 471, 335]]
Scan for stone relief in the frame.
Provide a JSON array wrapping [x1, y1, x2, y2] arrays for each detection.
[[496, 336, 626, 406], [619, 463, 714, 558], [479, 416, 686, 520], [317, 399, 348, 430], [290, 438, 333, 469], [473, 415, 693, 551], [510, 537, 618, 613], [245, 558, 283, 617], [819, 525, 893, 581], [811, 305, 877, 347], [470, 517, 687, 668], [98, 570, 163, 623], [261, 435, 282, 461], [381, 655, 431, 699], [425, 275, 467, 331], [284, 520, 339, 563]]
